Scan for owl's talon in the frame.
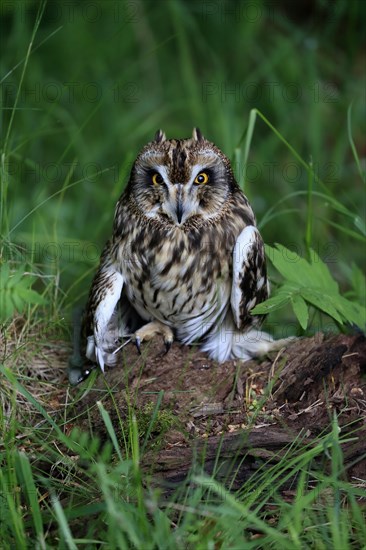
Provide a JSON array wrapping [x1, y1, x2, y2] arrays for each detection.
[[96, 347, 105, 373], [135, 337, 142, 355], [132, 321, 174, 356], [164, 340, 172, 355]]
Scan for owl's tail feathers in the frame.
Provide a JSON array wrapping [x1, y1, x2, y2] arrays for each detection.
[[201, 319, 295, 363], [230, 329, 295, 362]]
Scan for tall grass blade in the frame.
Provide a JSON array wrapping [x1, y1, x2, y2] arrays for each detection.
[[17, 452, 46, 549], [51, 495, 78, 550], [97, 400, 123, 462], [347, 103, 365, 184]]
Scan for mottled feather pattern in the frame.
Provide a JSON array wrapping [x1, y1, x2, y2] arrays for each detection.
[[85, 129, 287, 369], [233, 227, 269, 327]]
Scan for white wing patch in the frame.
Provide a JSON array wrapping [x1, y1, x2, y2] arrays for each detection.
[[231, 225, 268, 330], [90, 269, 124, 372]]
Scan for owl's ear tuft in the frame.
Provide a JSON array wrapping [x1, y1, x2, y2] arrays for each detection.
[[192, 127, 204, 142], [154, 129, 166, 143]]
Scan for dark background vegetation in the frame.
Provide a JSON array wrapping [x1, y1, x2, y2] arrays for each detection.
[[0, 2, 365, 546], [1, 0, 365, 321]]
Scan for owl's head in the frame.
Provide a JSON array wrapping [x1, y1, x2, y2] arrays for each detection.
[[128, 128, 238, 226]]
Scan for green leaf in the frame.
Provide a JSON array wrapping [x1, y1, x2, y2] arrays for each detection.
[[300, 288, 343, 324], [350, 263, 366, 304], [291, 294, 309, 330], [0, 265, 46, 322], [16, 286, 46, 305], [7, 265, 26, 288], [257, 244, 366, 331], [251, 287, 292, 315], [265, 244, 314, 287], [1, 294, 14, 319], [0, 263, 10, 287], [336, 296, 366, 328], [308, 249, 339, 293], [11, 291, 25, 313]]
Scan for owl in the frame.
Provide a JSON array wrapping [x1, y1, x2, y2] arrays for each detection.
[[85, 128, 285, 371]]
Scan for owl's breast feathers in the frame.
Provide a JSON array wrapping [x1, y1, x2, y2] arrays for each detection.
[[106, 190, 255, 342]]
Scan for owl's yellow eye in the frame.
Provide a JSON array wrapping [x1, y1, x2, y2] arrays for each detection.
[[194, 172, 209, 185], [152, 172, 163, 185]]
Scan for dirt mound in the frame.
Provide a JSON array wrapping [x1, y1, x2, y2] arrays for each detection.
[[71, 332, 366, 486]]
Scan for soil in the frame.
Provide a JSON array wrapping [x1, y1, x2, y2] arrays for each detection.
[[67, 332, 366, 489], [3, 321, 364, 491]]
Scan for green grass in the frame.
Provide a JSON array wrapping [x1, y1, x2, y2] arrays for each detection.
[[1, 0, 365, 547], [0, 367, 365, 549], [1, 0, 364, 317]]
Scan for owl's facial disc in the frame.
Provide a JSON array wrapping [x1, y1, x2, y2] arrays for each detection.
[[132, 140, 234, 226], [150, 164, 228, 226], [142, 165, 190, 224]]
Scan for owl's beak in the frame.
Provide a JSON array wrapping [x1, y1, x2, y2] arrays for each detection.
[[163, 183, 187, 225], [175, 184, 184, 224]]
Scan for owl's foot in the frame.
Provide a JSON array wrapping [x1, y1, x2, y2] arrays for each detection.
[[133, 321, 174, 355], [86, 334, 132, 372]]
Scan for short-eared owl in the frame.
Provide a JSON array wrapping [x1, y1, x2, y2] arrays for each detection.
[[85, 129, 283, 371]]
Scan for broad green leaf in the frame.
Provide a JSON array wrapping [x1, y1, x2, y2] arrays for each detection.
[[0, 267, 46, 321], [16, 286, 46, 305], [7, 265, 26, 288], [1, 294, 14, 320], [300, 289, 343, 324], [251, 291, 291, 315], [265, 244, 314, 287], [350, 263, 366, 303], [336, 296, 366, 328], [11, 291, 25, 313], [258, 244, 365, 330], [0, 263, 10, 287], [291, 294, 309, 329], [308, 250, 338, 293]]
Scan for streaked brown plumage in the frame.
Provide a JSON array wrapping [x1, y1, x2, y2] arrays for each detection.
[[85, 128, 285, 371]]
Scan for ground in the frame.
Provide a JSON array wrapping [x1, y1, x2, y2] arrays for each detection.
[[75, 332, 366, 486], [4, 324, 364, 492]]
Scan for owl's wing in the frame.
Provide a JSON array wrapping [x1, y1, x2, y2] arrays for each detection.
[[230, 225, 269, 329], [85, 244, 124, 372]]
